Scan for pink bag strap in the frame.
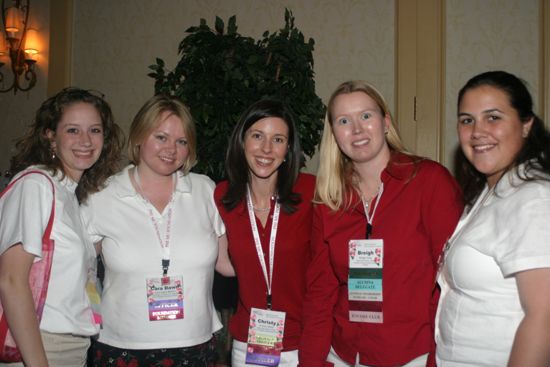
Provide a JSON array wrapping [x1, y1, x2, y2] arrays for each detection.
[[0, 170, 56, 239], [0, 170, 55, 362]]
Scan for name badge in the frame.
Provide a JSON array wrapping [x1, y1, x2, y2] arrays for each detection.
[[348, 239, 384, 323], [146, 276, 184, 321], [245, 307, 285, 366]]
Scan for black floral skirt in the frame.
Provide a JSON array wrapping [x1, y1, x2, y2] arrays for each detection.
[[90, 338, 216, 367]]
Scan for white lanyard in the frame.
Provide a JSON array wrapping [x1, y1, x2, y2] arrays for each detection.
[[361, 183, 384, 239], [134, 168, 175, 277], [246, 186, 281, 310]]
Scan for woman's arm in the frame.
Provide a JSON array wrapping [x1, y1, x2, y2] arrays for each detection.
[[508, 268, 550, 367], [215, 234, 235, 277], [299, 205, 339, 367], [0, 244, 48, 367]]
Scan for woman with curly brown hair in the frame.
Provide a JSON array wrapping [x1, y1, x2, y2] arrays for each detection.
[[0, 87, 124, 366]]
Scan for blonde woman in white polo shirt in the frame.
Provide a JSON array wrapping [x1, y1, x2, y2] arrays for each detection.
[[0, 88, 124, 367], [82, 94, 233, 366], [436, 71, 550, 366]]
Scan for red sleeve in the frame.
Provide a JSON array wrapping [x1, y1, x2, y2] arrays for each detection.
[[299, 204, 339, 367], [420, 163, 463, 367]]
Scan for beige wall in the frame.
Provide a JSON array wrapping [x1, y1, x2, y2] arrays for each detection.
[[0, 0, 545, 176], [71, 0, 396, 173], [443, 0, 540, 169]]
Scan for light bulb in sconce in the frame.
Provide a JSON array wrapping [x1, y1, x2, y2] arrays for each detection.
[[1, 0, 38, 93], [0, 35, 7, 59], [24, 28, 39, 60], [5, 5, 22, 33]]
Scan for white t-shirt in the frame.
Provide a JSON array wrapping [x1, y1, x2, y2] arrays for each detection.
[[81, 165, 224, 349], [0, 166, 98, 336], [436, 167, 550, 366]]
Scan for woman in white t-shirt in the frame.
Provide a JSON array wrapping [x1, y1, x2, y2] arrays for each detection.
[[435, 71, 550, 366], [0, 87, 124, 366], [81, 94, 233, 366]]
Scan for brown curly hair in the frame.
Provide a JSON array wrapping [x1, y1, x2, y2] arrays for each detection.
[[9, 87, 125, 203]]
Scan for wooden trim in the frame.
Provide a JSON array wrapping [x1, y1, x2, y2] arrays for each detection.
[[47, 0, 73, 96], [396, 0, 444, 162], [415, 0, 443, 161], [395, 0, 418, 153], [439, 0, 447, 163], [542, 0, 550, 126]]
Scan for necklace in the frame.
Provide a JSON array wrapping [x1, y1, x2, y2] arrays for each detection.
[[253, 205, 271, 212]]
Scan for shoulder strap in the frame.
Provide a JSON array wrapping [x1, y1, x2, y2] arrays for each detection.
[[1, 171, 56, 239]]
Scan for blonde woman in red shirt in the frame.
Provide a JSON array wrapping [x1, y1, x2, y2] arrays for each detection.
[[299, 81, 463, 367]]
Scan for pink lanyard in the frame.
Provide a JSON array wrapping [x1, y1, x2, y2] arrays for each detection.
[[246, 186, 280, 310], [134, 168, 175, 277]]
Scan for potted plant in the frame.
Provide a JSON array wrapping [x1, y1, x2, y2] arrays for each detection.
[[148, 9, 325, 182]]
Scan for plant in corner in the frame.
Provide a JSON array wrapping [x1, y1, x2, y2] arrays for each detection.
[[148, 9, 326, 182]]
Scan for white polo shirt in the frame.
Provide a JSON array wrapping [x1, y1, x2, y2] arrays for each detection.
[[0, 166, 98, 336], [81, 165, 224, 349], [436, 166, 550, 366]]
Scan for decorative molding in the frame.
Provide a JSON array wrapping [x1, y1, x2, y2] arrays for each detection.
[[47, 0, 72, 96], [396, 0, 444, 162], [542, 0, 549, 126]]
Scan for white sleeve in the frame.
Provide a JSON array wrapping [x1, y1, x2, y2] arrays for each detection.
[[80, 197, 104, 244], [0, 174, 53, 258], [497, 195, 550, 276], [201, 175, 225, 237]]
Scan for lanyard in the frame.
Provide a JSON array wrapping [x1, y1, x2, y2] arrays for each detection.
[[246, 186, 281, 310], [361, 183, 384, 239], [134, 168, 175, 277]]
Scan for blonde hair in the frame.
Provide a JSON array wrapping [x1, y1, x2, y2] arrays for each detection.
[[127, 95, 197, 174], [315, 80, 409, 210]]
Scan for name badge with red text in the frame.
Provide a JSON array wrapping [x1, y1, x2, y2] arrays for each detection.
[[146, 275, 184, 321]]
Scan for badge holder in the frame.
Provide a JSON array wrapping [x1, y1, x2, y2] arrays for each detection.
[[245, 307, 285, 367], [348, 239, 384, 323], [146, 259, 184, 321]]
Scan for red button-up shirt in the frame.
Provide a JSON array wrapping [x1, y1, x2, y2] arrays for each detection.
[[299, 154, 463, 367], [215, 173, 315, 350]]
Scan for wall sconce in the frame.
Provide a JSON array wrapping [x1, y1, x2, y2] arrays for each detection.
[[0, 0, 38, 94]]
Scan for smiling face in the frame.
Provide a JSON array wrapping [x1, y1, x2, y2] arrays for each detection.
[[243, 117, 289, 184], [457, 85, 533, 187], [138, 112, 189, 178], [47, 102, 104, 182], [330, 91, 391, 169]]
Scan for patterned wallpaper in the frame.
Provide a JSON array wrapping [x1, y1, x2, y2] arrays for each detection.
[[444, 0, 539, 169]]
